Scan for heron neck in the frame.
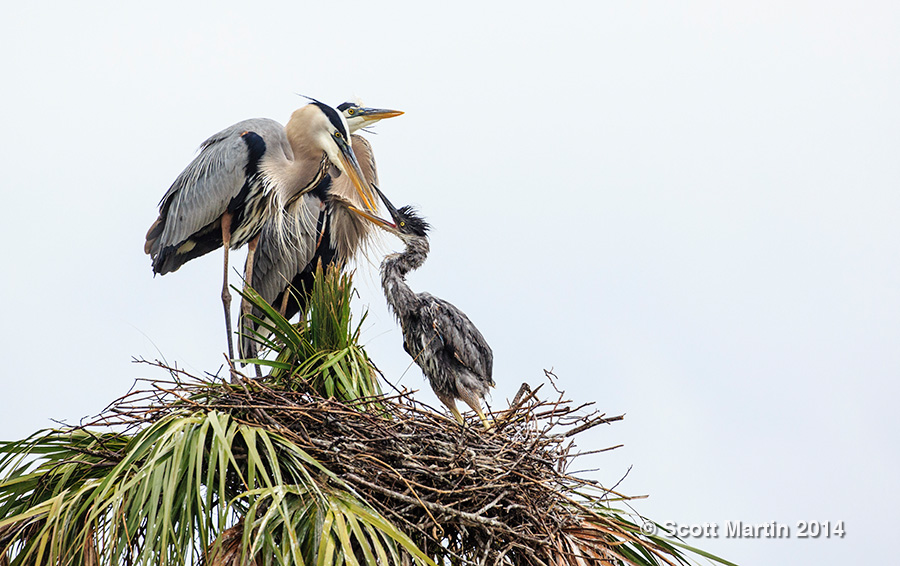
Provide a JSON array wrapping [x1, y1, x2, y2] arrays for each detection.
[[381, 237, 430, 317], [385, 237, 429, 276], [276, 113, 332, 203]]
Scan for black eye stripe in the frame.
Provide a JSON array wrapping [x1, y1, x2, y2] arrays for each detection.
[[313, 101, 349, 137]]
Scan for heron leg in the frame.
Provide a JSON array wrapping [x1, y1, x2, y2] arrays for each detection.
[[237, 234, 263, 378], [240, 234, 260, 318], [461, 392, 492, 430], [279, 290, 290, 317], [220, 213, 237, 380], [448, 405, 465, 427], [472, 405, 492, 430], [437, 394, 465, 426]]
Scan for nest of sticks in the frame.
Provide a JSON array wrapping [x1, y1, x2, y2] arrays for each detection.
[[93, 364, 672, 566]]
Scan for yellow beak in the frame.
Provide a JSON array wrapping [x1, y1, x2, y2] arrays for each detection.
[[346, 204, 397, 232], [336, 138, 378, 212]]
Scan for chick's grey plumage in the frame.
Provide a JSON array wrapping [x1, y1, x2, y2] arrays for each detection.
[[379, 205, 494, 428]]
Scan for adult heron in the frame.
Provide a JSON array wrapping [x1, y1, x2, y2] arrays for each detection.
[[239, 102, 403, 360], [144, 100, 378, 364], [350, 189, 494, 429]]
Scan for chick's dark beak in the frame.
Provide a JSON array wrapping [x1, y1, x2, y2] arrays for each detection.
[[372, 184, 403, 225]]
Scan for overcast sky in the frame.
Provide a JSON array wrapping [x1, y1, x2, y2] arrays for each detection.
[[1, 2, 897, 564]]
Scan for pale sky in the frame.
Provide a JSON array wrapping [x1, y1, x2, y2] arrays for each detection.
[[2, 2, 897, 564]]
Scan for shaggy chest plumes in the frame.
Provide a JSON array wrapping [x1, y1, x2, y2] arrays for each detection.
[[239, 134, 382, 361]]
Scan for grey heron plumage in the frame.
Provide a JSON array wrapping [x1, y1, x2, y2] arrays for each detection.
[[239, 102, 403, 361], [145, 100, 377, 366], [350, 190, 495, 429]]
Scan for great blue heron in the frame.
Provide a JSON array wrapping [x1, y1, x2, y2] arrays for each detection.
[[350, 189, 495, 429], [239, 102, 403, 360], [144, 100, 378, 364]]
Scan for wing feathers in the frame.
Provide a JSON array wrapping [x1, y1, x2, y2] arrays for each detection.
[[145, 118, 287, 273]]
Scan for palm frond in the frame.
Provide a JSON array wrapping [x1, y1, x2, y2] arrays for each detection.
[[221, 485, 431, 566], [238, 266, 382, 402], [0, 409, 427, 566]]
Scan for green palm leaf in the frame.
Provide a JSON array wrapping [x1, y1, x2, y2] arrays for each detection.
[[238, 266, 382, 402], [0, 410, 429, 565]]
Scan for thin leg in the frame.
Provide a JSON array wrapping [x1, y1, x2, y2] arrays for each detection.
[[279, 290, 290, 317], [240, 233, 260, 318], [237, 234, 263, 378], [449, 405, 465, 426], [438, 394, 465, 426], [473, 405, 492, 430], [220, 213, 237, 381], [461, 393, 492, 430]]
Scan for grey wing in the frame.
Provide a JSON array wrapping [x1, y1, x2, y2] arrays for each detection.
[[423, 294, 494, 384], [145, 118, 291, 273]]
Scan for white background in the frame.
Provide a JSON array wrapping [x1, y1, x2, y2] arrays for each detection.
[[2, 2, 897, 564]]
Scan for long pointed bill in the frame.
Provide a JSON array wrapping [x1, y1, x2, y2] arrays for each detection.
[[354, 107, 404, 125], [346, 205, 397, 232], [335, 138, 378, 212], [344, 106, 404, 134], [371, 184, 402, 223]]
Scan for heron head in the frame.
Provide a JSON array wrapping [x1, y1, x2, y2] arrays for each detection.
[[295, 101, 379, 212], [390, 205, 429, 239], [338, 100, 404, 133]]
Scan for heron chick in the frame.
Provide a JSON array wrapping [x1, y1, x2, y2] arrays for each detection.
[[351, 189, 494, 429]]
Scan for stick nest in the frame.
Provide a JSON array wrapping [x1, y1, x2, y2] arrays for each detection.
[[92, 364, 670, 566]]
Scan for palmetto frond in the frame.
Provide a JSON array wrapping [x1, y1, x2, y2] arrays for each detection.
[[0, 410, 429, 566], [239, 265, 382, 401]]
